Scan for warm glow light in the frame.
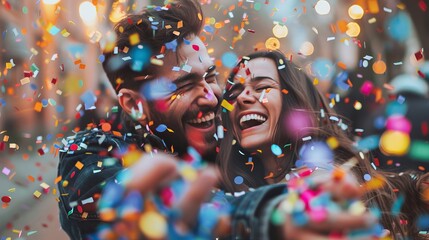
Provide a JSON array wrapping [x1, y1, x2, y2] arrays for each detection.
[[315, 0, 331, 15], [348, 5, 364, 19], [273, 24, 288, 38], [346, 22, 361, 37], [300, 41, 314, 56], [42, 0, 60, 4], [109, 2, 126, 23], [79, 1, 98, 27]]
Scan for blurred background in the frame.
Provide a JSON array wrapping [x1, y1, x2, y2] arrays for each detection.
[[0, 0, 427, 239]]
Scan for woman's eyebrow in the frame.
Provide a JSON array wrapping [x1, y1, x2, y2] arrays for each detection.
[[250, 76, 276, 82]]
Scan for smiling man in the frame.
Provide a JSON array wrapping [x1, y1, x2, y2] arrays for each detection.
[[103, 3, 221, 161]]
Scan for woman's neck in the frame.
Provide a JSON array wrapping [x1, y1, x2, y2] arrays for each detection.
[[258, 149, 291, 184]]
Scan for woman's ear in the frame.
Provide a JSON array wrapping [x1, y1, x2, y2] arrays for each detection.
[[118, 88, 151, 125]]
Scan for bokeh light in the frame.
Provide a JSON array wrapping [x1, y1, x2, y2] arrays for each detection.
[[300, 41, 315, 56], [79, 1, 98, 27], [348, 5, 364, 20], [346, 22, 361, 37], [315, 0, 331, 15]]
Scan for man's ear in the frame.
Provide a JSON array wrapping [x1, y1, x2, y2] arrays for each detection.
[[118, 88, 151, 125]]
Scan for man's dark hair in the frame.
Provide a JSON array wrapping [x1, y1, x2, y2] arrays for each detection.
[[102, 0, 204, 94]]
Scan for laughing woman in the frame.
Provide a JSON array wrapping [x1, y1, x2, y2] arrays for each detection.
[[217, 50, 429, 239]]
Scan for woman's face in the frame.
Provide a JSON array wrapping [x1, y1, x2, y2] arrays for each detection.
[[227, 57, 282, 151]]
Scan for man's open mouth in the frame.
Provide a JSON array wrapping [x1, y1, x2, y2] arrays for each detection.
[[186, 112, 215, 129], [239, 113, 267, 130]]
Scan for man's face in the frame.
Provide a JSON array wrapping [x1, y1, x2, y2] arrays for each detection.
[[146, 36, 221, 160]]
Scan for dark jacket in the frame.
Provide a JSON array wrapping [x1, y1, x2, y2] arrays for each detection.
[[57, 128, 288, 239]]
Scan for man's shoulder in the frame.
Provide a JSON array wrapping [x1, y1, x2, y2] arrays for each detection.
[[58, 128, 132, 157]]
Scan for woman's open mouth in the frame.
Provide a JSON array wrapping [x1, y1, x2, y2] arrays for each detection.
[[186, 112, 215, 129], [239, 113, 267, 130]]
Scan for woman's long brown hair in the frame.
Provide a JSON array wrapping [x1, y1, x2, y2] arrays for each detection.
[[217, 50, 428, 238]]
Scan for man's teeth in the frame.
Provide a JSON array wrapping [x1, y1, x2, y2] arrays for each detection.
[[240, 114, 266, 124], [187, 112, 215, 124]]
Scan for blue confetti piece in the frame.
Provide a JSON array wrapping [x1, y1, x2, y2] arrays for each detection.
[[417, 214, 429, 230], [391, 194, 404, 216], [221, 52, 238, 68], [356, 135, 380, 151], [80, 90, 97, 110], [165, 39, 178, 52], [56, 105, 64, 113], [311, 58, 335, 81], [203, 25, 214, 34], [271, 144, 282, 156], [234, 176, 244, 185], [156, 124, 168, 132], [334, 71, 350, 91], [98, 55, 105, 63], [386, 12, 411, 42], [41, 99, 48, 107]]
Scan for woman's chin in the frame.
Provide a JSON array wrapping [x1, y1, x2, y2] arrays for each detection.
[[240, 137, 270, 152]]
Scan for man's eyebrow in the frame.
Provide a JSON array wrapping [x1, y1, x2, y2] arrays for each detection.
[[173, 73, 200, 86], [173, 65, 217, 85]]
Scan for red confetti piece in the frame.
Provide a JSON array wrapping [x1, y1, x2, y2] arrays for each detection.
[[192, 44, 199, 51], [197, 111, 203, 118], [247, 29, 255, 33], [37, 148, 44, 155], [24, 71, 33, 77], [1, 196, 11, 203], [245, 68, 251, 76], [70, 144, 78, 151], [419, 0, 427, 12], [415, 49, 424, 61], [422, 122, 428, 136], [51, 78, 57, 84], [418, 70, 426, 79]]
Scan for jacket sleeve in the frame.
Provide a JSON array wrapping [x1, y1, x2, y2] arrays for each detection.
[[227, 184, 288, 240], [57, 130, 126, 238]]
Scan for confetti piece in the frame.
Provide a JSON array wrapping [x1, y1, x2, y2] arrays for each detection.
[[33, 191, 42, 198], [271, 144, 282, 156], [379, 130, 410, 156], [272, 24, 288, 38], [265, 37, 280, 50], [234, 176, 244, 185], [139, 211, 167, 239], [75, 161, 84, 170], [221, 99, 234, 111], [129, 33, 140, 45]]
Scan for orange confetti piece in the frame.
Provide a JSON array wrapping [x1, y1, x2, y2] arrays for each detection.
[[245, 161, 254, 172], [264, 172, 274, 179], [34, 102, 43, 112], [282, 89, 289, 94], [177, 20, 183, 28], [54, 176, 62, 184], [101, 123, 111, 132], [28, 175, 35, 182], [75, 161, 84, 170]]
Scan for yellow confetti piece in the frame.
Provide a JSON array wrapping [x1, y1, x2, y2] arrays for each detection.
[[129, 33, 140, 45], [5, 62, 13, 69], [122, 150, 142, 167], [75, 161, 84, 170], [62, 180, 69, 187], [364, 175, 385, 191], [167, 128, 174, 133], [197, 13, 202, 21], [150, 58, 164, 66], [326, 137, 339, 149], [173, 31, 180, 36], [33, 190, 42, 198], [61, 29, 70, 37], [181, 165, 198, 182], [139, 211, 167, 239], [221, 99, 234, 111], [379, 130, 410, 156], [20, 77, 30, 85]]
